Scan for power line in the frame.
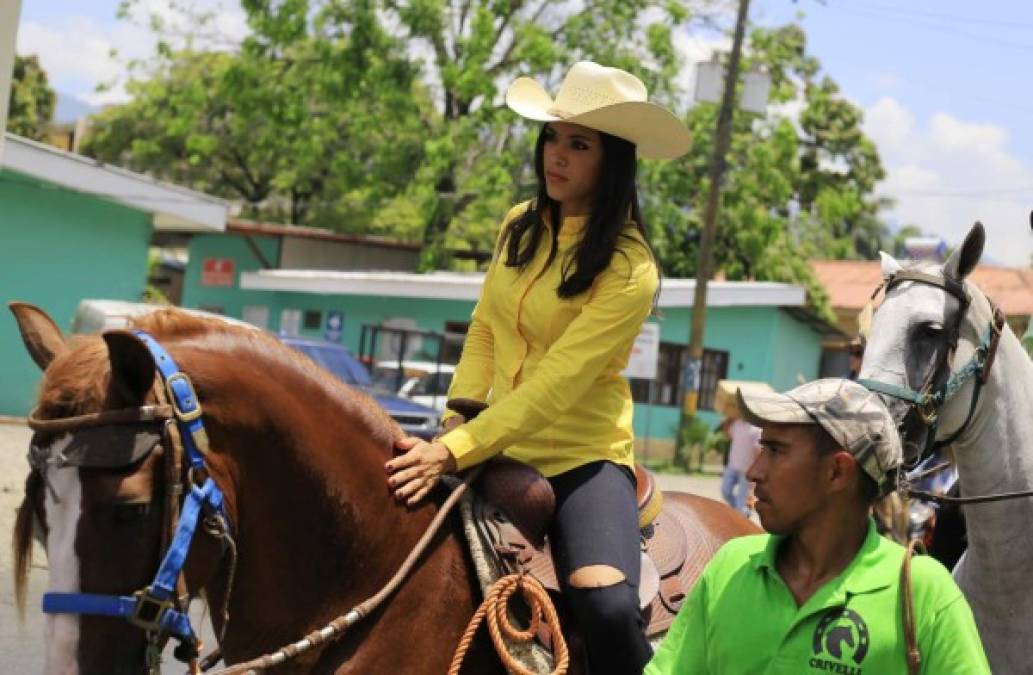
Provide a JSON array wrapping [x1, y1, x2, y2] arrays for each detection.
[[814, 50, 1033, 116], [826, 3, 1033, 53], [836, 0, 1033, 31], [892, 186, 1033, 197], [880, 189, 1032, 203]]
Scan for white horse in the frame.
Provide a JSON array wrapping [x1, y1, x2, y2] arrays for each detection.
[[859, 222, 1033, 673]]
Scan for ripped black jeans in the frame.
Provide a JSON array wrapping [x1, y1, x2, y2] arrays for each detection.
[[548, 461, 653, 675]]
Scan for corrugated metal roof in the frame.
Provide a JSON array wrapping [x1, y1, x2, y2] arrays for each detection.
[[2, 132, 228, 232]]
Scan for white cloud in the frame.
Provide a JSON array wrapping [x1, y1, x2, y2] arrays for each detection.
[[864, 96, 1033, 267], [865, 97, 914, 148], [16, 1, 248, 105], [18, 16, 152, 105]]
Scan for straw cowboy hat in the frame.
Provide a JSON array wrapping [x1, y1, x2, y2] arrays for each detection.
[[505, 61, 691, 160]]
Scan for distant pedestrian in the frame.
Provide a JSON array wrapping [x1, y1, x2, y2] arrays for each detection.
[[721, 410, 761, 515], [847, 335, 865, 380]]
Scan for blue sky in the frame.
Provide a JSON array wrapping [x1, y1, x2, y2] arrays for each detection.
[[752, 0, 1033, 265], [13, 0, 1033, 265]]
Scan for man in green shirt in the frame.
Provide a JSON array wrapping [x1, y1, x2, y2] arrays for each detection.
[[645, 378, 988, 675]]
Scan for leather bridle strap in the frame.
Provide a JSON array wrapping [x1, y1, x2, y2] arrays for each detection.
[[885, 270, 970, 309], [28, 405, 175, 432], [907, 486, 1033, 506]]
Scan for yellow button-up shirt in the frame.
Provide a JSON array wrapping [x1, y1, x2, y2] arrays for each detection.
[[439, 201, 659, 477]]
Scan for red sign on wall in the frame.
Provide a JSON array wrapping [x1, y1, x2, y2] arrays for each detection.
[[201, 258, 235, 287]]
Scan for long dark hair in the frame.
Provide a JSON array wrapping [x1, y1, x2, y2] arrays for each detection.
[[502, 123, 658, 298]]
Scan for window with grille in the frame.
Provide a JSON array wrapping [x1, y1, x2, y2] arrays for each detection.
[[303, 310, 322, 330], [698, 349, 729, 411], [629, 343, 729, 410]]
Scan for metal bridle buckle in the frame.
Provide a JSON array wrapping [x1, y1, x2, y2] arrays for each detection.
[[916, 396, 939, 426], [130, 589, 173, 633], [165, 372, 203, 423]]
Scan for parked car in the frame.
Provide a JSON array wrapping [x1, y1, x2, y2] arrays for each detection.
[[372, 360, 455, 412], [282, 338, 440, 440], [70, 300, 439, 440]]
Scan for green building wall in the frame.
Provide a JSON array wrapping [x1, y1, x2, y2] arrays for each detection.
[[0, 170, 152, 415], [184, 233, 823, 444], [182, 233, 478, 348]]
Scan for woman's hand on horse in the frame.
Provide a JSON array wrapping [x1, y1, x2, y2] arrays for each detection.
[[386, 438, 458, 506]]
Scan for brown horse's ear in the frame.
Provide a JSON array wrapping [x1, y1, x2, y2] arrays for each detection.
[[943, 222, 985, 281], [103, 330, 156, 403], [9, 302, 68, 371]]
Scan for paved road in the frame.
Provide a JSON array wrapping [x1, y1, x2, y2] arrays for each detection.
[[0, 420, 727, 670], [0, 422, 46, 671]]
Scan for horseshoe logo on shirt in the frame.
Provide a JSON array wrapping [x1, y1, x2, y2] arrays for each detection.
[[812, 607, 870, 665]]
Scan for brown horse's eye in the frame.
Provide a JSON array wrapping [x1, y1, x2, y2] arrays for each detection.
[[94, 501, 152, 526]]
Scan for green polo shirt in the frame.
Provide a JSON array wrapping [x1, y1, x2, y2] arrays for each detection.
[[645, 520, 989, 675]]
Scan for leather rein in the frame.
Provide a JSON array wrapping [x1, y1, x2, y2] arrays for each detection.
[[27, 330, 235, 673], [856, 270, 1032, 506]]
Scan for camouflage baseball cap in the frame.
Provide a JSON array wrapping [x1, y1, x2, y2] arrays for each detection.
[[735, 378, 902, 490]]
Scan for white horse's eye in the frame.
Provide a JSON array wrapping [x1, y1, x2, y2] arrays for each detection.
[[917, 322, 944, 337]]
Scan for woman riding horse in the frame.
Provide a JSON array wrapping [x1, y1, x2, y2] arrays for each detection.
[[385, 61, 691, 674]]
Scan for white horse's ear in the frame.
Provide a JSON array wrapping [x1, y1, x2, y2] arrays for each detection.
[[944, 222, 985, 280], [879, 251, 902, 278]]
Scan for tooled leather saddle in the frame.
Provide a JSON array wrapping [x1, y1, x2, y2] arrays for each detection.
[[447, 398, 719, 637]]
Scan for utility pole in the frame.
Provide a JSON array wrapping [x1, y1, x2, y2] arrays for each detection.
[[677, 0, 751, 467], [0, 0, 25, 160]]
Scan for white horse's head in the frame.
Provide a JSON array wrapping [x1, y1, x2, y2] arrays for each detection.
[[858, 223, 995, 466]]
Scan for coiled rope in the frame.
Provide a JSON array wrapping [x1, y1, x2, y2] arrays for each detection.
[[448, 573, 568, 675]]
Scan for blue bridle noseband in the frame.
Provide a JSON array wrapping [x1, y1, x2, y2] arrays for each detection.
[[29, 330, 230, 668]]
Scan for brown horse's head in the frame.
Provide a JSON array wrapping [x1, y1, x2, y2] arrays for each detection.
[[12, 302, 412, 674], [12, 303, 191, 674], [12, 305, 253, 673]]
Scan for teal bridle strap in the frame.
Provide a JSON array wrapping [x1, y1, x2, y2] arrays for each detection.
[[858, 323, 995, 414], [857, 378, 928, 406]]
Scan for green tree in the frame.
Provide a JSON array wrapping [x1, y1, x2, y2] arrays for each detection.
[[88, 4, 891, 313], [7, 55, 56, 140], [299, 0, 710, 266], [95, 0, 714, 259], [85, 0, 427, 227], [640, 24, 890, 322]]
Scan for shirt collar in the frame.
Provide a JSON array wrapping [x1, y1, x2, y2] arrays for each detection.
[[539, 208, 587, 237], [558, 214, 587, 237], [750, 519, 896, 597]]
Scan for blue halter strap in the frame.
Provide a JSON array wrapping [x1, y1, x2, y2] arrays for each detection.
[[41, 330, 229, 661]]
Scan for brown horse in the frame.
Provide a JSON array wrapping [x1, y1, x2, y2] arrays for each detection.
[[11, 303, 757, 674]]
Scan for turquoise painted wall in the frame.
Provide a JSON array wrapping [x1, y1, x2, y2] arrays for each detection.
[[770, 310, 823, 390], [181, 232, 282, 318], [185, 233, 823, 442], [0, 170, 152, 415]]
